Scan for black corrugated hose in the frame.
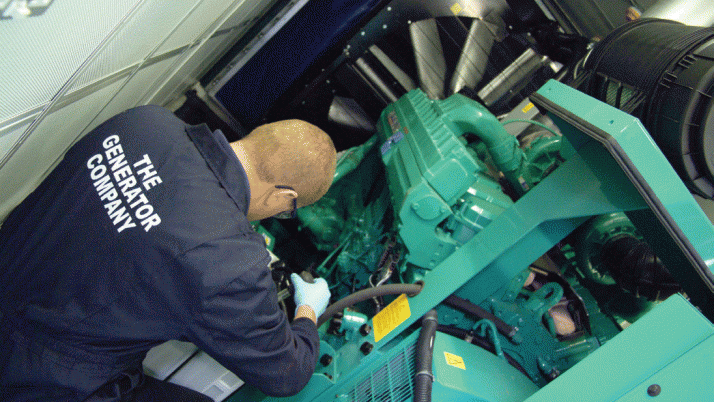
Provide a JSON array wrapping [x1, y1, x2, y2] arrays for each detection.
[[414, 309, 438, 402]]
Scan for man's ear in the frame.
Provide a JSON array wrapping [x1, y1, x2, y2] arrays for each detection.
[[272, 187, 298, 201], [263, 187, 297, 210]]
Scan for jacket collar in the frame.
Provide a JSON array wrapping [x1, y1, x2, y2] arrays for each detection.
[[185, 124, 250, 213]]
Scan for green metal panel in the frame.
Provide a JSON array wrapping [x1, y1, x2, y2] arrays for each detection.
[[370, 144, 649, 351], [432, 332, 538, 402], [615, 335, 714, 401], [327, 331, 421, 402], [524, 294, 714, 402], [531, 79, 714, 317]]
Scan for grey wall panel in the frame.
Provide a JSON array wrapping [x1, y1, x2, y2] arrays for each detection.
[[0, 1, 141, 125], [85, 57, 179, 136], [0, 80, 124, 220], [0, 0, 277, 222], [0, 118, 36, 163]]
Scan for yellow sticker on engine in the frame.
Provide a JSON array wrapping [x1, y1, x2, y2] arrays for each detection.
[[522, 102, 535, 113], [444, 352, 466, 370], [450, 3, 463, 15], [372, 294, 411, 342]]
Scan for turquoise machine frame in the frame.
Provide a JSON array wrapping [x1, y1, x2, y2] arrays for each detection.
[[231, 80, 714, 402]]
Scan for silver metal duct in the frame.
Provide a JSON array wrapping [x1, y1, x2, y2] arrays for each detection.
[[477, 48, 551, 107], [409, 19, 447, 99], [369, 45, 416, 92], [328, 96, 376, 132], [450, 19, 498, 95]]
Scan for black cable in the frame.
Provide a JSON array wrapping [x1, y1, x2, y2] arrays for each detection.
[[317, 283, 423, 327], [414, 310, 438, 402]]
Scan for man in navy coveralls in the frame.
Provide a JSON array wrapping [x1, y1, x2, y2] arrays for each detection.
[[0, 105, 335, 401]]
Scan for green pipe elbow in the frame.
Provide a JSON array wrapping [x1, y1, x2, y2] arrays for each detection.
[[439, 94, 525, 181]]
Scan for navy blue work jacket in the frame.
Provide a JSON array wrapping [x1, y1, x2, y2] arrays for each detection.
[[0, 106, 319, 401]]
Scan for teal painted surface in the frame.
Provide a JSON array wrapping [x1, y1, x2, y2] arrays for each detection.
[[376, 89, 514, 269], [448, 266, 603, 387], [573, 213, 638, 287], [570, 212, 661, 327], [433, 92, 525, 178], [525, 295, 714, 402], [432, 332, 538, 402], [371, 143, 648, 350], [326, 331, 420, 402], [520, 135, 564, 189], [296, 137, 384, 253], [250, 83, 714, 401], [333, 136, 378, 183], [536, 80, 714, 284], [616, 335, 714, 402]]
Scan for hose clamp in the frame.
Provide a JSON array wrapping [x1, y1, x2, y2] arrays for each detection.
[[414, 370, 435, 382]]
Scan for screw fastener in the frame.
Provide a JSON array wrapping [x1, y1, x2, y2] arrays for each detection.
[[359, 324, 372, 336], [647, 384, 661, 397], [360, 342, 373, 355], [320, 354, 333, 366]]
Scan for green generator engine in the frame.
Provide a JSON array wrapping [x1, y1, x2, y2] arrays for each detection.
[[233, 80, 714, 402]]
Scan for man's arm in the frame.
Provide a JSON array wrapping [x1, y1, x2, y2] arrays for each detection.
[[179, 240, 322, 397]]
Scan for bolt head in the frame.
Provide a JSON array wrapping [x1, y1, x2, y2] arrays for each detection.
[[320, 354, 333, 366], [360, 324, 372, 336], [360, 342, 373, 355], [647, 384, 661, 397]]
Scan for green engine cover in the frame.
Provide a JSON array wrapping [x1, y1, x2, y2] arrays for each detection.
[[376, 89, 514, 269]]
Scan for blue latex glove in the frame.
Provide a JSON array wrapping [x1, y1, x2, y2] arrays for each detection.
[[290, 273, 331, 318]]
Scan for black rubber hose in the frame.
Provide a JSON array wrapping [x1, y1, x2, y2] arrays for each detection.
[[317, 283, 423, 327], [443, 295, 518, 339], [600, 235, 681, 300], [436, 325, 530, 379], [414, 309, 438, 402]]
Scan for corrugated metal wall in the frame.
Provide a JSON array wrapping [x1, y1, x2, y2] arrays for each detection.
[[0, 0, 278, 221]]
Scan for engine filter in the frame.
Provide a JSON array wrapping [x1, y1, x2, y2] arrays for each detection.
[[579, 18, 714, 198]]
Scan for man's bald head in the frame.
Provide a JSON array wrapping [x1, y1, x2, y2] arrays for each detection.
[[239, 120, 336, 207]]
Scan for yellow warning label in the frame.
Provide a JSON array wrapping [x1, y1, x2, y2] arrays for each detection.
[[450, 3, 463, 15], [521, 102, 535, 114], [373, 294, 411, 342], [444, 352, 466, 370]]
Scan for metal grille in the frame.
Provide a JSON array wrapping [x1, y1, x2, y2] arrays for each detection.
[[348, 342, 416, 402]]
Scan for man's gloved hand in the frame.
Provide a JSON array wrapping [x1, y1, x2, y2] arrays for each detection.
[[290, 273, 331, 318]]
